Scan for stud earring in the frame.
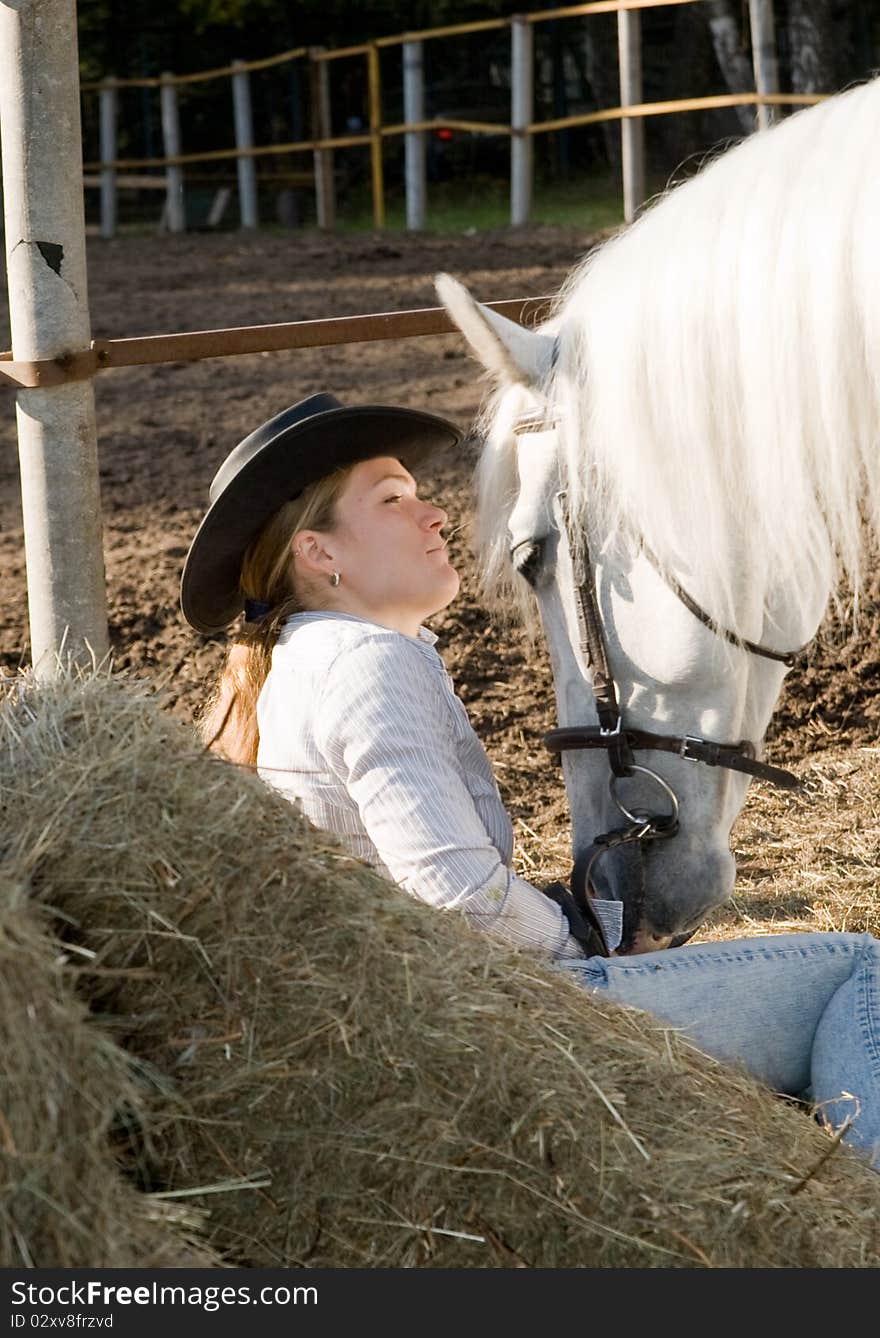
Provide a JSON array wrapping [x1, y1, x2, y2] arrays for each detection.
[[329, 571, 341, 587]]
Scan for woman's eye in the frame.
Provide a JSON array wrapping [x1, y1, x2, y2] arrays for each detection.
[[383, 494, 402, 504]]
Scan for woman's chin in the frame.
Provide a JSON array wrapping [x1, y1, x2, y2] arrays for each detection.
[[435, 565, 461, 601]]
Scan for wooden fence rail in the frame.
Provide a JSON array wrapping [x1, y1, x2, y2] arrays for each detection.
[[80, 0, 821, 236], [0, 0, 848, 677]]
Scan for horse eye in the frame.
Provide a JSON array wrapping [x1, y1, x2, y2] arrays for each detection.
[[510, 538, 545, 586]]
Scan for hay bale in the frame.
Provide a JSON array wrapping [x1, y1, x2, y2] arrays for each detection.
[[1, 675, 879, 1268], [0, 878, 216, 1267]]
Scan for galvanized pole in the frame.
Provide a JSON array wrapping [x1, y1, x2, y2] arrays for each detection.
[[403, 40, 426, 231], [231, 60, 258, 229], [310, 49, 336, 230], [748, 0, 780, 129], [0, 0, 108, 675], [510, 16, 534, 227], [617, 8, 646, 223], [99, 77, 118, 239], [160, 74, 186, 231]]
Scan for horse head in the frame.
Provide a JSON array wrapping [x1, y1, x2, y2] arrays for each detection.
[[436, 269, 827, 951]]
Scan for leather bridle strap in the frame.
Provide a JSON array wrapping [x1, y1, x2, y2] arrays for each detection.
[[565, 502, 636, 777], [642, 546, 810, 668], [544, 725, 801, 790], [522, 438, 809, 954], [551, 490, 803, 792]]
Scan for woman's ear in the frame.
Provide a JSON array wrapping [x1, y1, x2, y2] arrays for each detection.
[[292, 529, 336, 577]]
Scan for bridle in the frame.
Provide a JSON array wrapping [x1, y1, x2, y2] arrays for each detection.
[[512, 408, 809, 952]]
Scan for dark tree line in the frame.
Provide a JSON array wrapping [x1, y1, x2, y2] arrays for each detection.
[[77, 1, 878, 88], [75, 1, 879, 189], [77, 2, 521, 80]]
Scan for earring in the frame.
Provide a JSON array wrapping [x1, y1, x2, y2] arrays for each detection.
[[329, 571, 341, 587]]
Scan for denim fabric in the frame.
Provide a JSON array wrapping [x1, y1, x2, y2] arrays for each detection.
[[557, 932, 880, 1168]]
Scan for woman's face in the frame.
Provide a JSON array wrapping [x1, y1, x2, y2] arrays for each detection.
[[295, 455, 460, 635]]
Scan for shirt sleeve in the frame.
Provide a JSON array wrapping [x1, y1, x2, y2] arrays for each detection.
[[313, 634, 584, 960]]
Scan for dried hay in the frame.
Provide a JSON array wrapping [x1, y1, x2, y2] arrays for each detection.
[[699, 749, 880, 942], [0, 876, 216, 1267], [1, 675, 879, 1268]]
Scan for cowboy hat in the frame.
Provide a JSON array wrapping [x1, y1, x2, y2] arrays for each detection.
[[180, 392, 462, 633]]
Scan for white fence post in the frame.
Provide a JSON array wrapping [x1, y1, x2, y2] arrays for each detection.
[[403, 40, 426, 231], [748, 0, 780, 129], [0, 0, 109, 676], [99, 77, 118, 239], [617, 8, 646, 223], [510, 17, 534, 227], [231, 60, 259, 229], [310, 49, 335, 230], [160, 74, 186, 231]]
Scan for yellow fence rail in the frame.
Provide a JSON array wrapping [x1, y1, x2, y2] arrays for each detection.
[[81, 0, 708, 87], [81, 0, 829, 236]]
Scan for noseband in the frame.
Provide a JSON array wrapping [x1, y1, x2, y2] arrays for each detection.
[[513, 411, 808, 951]]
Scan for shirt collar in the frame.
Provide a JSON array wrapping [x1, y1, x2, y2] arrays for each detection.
[[282, 610, 439, 650]]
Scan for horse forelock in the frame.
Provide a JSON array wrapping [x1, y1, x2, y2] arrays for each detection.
[[497, 76, 880, 644]]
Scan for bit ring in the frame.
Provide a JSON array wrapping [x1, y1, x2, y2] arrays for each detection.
[[609, 764, 680, 829]]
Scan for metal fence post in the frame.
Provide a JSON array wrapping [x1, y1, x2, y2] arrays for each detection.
[[160, 74, 186, 231], [510, 16, 534, 227], [617, 8, 646, 223], [367, 44, 385, 229], [403, 40, 426, 231], [231, 60, 259, 228], [310, 49, 336, 230], [99, 77, 118, 239], [0, 0, 109, 676], [748, 0, 780, 129]]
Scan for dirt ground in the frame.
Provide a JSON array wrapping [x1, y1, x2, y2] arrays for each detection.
[[2, 226, 880, 914]]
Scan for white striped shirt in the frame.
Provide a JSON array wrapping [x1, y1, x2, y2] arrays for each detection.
[[256, 612, 620, 959]]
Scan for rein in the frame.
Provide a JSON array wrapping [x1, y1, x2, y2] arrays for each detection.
[[544, 495, 804, 794], [514, 413, 807, 953]]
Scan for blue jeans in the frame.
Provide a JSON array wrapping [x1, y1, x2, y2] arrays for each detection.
[[557, 932, 880, 1169]]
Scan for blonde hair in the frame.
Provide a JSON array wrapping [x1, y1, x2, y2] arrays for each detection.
[[200, 466, 352, 766]]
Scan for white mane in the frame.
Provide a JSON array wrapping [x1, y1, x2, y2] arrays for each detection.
[[475, 381, 543, 630], [479, 77, 880, 638]]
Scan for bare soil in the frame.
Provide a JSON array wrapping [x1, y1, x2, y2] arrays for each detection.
[[2, 227, 879, 898]]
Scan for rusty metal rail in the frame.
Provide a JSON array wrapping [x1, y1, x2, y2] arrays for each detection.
[[0, 295, 554, 390]]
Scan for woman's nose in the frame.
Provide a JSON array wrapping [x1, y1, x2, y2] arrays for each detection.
[[423, 501, 448, 529]]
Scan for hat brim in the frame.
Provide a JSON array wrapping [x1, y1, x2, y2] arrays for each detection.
[[181, 404, 461, 634]]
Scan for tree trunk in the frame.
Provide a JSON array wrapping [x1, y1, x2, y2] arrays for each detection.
[[788, 0, 835, 93], [579, 22, 621, 169], [705, 0, 756, 133]]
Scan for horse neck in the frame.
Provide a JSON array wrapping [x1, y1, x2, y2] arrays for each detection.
[[554, 80, 880, 658], [590, 522, 830, 676]]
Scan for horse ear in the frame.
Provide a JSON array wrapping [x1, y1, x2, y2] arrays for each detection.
[[435, 272, 556, 387]]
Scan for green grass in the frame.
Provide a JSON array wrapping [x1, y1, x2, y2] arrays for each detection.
[[334, 174, 625, 234], [88, 173, 630, 239]]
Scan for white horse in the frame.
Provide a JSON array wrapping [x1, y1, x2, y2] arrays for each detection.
[[437, 76, 880, 951]]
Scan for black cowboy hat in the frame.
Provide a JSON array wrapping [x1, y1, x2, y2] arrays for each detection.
[[180, 392, 462, 634]]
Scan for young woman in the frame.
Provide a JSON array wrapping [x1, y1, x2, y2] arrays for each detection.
[[182, 393, 880, 1171]]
